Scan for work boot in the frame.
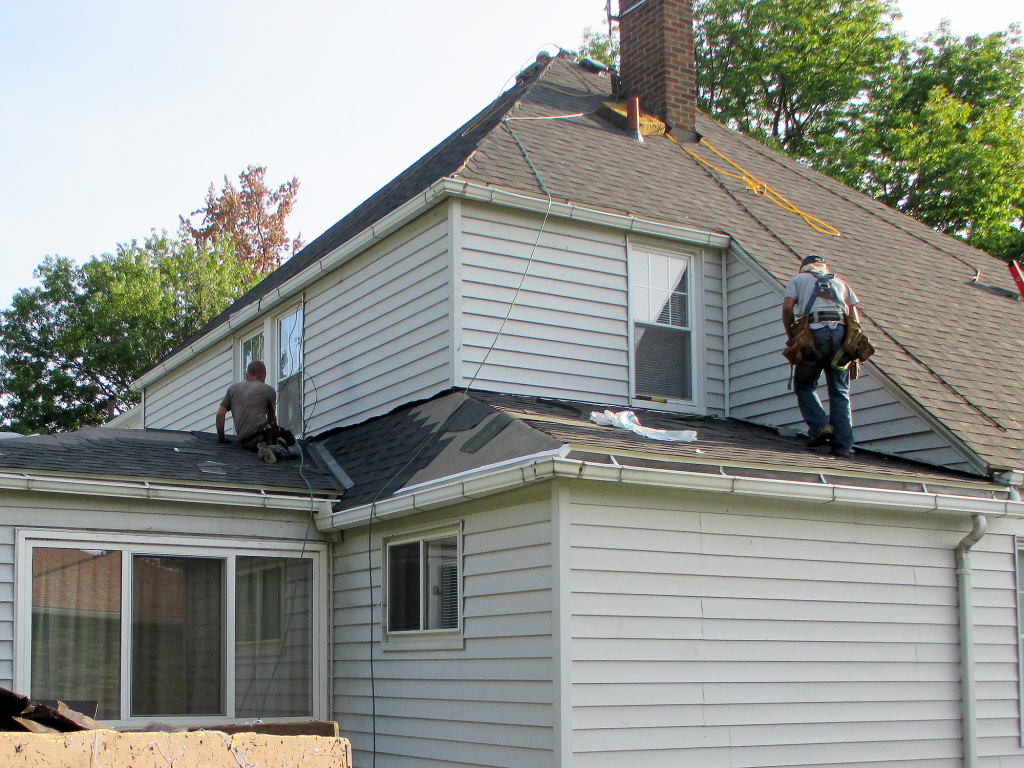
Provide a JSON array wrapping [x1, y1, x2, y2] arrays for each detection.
[[831, 446, 854, 458], [256, 440, 277, 465], [807, 425, 833, 448]]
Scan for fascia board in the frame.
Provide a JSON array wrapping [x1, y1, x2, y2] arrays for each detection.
[[0, 470, 333, 514], [133, 182, 453, 389], [445, 178, 731, 249], [134, 179, 731, 388], [319, 456, 1020, 532]]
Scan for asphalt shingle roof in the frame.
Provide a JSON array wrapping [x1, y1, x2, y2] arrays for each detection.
[[321, 390, 1009, 511], [161, 53, 1024, 473], [0, 428, 341, 495]]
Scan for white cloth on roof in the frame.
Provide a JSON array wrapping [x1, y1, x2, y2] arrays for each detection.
[[589, 410, 697, 442]]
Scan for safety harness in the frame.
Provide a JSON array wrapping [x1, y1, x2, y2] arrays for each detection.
[[801, 272, 847, 322]]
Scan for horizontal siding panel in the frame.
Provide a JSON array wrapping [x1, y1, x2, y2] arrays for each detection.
[[463, 301, 626, 337], [303, 210, 452, 431], [462, 314, 627, 354], [332, 494, 555, 768], [568, 495, 986, 768], [145, 340, 233, 431], [460, 205, 631, 406], [461, 327, 626, 365]]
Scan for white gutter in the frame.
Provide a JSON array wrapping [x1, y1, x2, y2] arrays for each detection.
[[956, 514, 989, 768], [318, 454, 1022, 531], [134, 178, 730, 389], [0, 470, 334, 514]]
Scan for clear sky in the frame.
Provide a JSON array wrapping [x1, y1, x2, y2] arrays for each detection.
[[0, 0, 1020, 311]]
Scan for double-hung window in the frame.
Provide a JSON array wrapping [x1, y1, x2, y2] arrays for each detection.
[[17, 531, 324, 724], [236, 302, 304, 435], [629, 248, 695, 403], [384, 527, 461, 649]]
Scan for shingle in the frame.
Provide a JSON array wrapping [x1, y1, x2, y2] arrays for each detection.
[[316, 390, 1007, 510], [154, 53, 1024, 472], [0, 428, 340, 495]]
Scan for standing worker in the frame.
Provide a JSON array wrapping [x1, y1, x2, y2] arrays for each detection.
[[216, 361, 297, 463], [782, 254, 861, 457]]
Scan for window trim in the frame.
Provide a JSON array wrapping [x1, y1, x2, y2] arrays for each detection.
[[626, 239, 706, 413], [14, 528, 328, 727], [381, 523, 464, 651], [233, 298, 305, 435]]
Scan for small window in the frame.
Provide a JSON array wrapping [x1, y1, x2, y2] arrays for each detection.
[[630, 249, 693, 401], [241, 333, 264, 377], [276, 307, 304, 434], [385, 530, 460, 639]]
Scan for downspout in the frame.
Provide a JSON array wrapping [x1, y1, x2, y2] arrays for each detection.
[[956, 513, 989, 768]]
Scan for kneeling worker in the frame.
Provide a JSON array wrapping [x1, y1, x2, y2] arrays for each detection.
[[782, 254, 860, 457], [216, 361, 297, 463]]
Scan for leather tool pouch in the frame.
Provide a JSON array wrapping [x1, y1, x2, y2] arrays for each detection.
[[782, 316, 815, 364], [832, 316, 875, 371]]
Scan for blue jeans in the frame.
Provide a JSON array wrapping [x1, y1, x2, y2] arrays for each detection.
[[794, 324, 853, 451]]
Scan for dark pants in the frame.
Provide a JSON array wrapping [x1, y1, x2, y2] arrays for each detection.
[[794, 325, 854, 451], [239, 423, 296, 452]]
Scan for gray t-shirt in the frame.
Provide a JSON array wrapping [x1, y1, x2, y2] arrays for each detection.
[[220, 380, 276, 441], [784, 271, 859, 328]]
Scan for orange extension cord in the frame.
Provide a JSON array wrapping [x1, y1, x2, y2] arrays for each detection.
[[668, 132, 842, 237]]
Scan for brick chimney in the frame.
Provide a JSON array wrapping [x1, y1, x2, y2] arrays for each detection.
[[618, 0, 698, 142]]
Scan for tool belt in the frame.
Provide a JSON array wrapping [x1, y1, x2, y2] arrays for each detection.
[[832, 315, 875, 373], [782, 316, 815, 365], [806, 310, 844, 323], [783, 314, 875, 370]]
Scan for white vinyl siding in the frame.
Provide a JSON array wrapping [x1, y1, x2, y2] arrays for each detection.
[[725, 254, 792, 420], [331, 489, 556, 768], [302, 208, 453, 433], [566, 484, 983, 768], [144, 340, 234, 431], [459, 203, 631, 405], [724, 254, 976, 472]]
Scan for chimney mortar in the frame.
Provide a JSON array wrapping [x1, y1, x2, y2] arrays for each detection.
[[618, 0, 697, 141]]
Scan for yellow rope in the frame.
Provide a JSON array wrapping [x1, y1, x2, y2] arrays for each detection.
[[667, 133, 842, 237]]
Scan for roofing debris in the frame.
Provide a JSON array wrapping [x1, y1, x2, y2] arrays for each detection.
[[590, 410, 697, 442], [0, 687, 102, 734]]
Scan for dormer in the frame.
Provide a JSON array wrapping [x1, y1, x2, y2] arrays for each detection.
[[134, 0, 1024, 482]]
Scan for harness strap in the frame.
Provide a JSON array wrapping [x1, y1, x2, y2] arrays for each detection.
[[801, 273, 847, 317]]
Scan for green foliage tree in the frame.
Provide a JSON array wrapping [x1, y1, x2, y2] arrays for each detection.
[[576, 24, 619, 68], [0, 232, 260, 433], [578, 3, 1024, 260], [821, 24, 1024, 258], [694, 0, 902, 156]]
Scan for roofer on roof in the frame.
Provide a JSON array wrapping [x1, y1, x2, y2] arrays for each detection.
[[782, 255, 861, 458], [216, 361, 298, 464]]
